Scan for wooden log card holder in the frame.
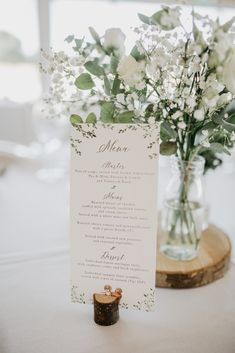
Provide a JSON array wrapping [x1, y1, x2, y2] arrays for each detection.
[[93, 285, 123, 326]]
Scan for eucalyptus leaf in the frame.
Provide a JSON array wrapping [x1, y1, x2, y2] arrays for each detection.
[[161, 121, 177, 140], [221, 17, 235, 32], [104, 75, 111, 95], [160, 141, 177, 155], [100, 102, 114, 123], [73, 38, 84, 51], [138, 13, 151, 25], [75, 73, 95, 90], [116, 111, 134, 123], [209, 142, 231, 155], [70, 114, 83, 125], [84, 60, 104, 77], [151, 9, 180, 30], [227, 112, 235, 124], [112, 75, 121, 95], [222, 118, 235, 132], [130, 45, 145, 61], [151, 10, 163, 25], [88, 27, 101, 44], [65, 35, 74, 43], [86, 112, 97, 124], [225, 100, 235, 115]]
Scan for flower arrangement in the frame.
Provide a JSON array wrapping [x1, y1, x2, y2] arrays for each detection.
[[41, 5, 235, 260], [41, 6, 235, 171]]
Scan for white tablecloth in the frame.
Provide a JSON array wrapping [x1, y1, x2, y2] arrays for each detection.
[[0, 161, 235, 353]]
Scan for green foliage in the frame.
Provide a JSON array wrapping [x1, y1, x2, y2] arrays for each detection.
[[138, 9, 180, 30], [160, 121, 177, 141], [104, 75, 111, 95], [100, 102, 115, 123], [199, 149, 223, 173], [112, 75, 121, 95], [221, 17, 235, 32], [131, 45, 145, 61], [160, 141, 177, 155], [75, 73, 95, 90], [84, 60, 104, 77], [138, 13, 152, 25], [86, 112, 97, 123], [70, 114, 83, 125], [88, 27, 101, 45], [209, 142, 231, 155], [115, 111, 134, 123], [65, 35, 74, 43], [73, 38, 84, 51]]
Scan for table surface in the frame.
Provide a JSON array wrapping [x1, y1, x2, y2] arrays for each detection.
[[0, 157, 235, 353]]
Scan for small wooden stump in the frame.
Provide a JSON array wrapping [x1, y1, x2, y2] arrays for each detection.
[[156, 224, 231, 289], [93, 294, 120, 326]]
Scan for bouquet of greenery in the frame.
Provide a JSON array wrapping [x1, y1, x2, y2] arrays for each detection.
[[41, 6, 235, 171], [41, 5, 235, 259]]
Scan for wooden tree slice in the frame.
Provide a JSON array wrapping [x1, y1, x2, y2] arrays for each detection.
[[93, 293, 120, 326], [156, 224, 231, 289]]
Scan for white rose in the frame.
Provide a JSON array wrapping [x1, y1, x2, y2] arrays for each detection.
[[202, 96, 218, 109], [103, 28, 126, 55], [222, 50, 235, 94], [117, 55, 146, 89], [194, 109, 205, 121]]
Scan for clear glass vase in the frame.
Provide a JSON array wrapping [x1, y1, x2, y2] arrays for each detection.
[[160, 156, 205, 261]]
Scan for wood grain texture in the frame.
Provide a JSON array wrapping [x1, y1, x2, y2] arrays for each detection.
[[93, 293, 120, 326], [156, 224, 231, 289]]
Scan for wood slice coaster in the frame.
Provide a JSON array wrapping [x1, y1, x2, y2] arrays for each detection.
[[156, 224, 231, 289]]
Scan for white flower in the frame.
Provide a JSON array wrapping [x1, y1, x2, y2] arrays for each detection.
[[177, 121, 186, 130], [148, 116, 155, 124], [69, 57, 84, 66], [201, 130, 209, 137], [172, 111, 182, 120], [214, 29, 234, 62], [131, 92, 138, 100], [116, 93, 125, 105], [204, 75, 224, 99], [217, 93, 232, 106], [202, 96, 218, 109], [194, 109, 205, 121], [147, 49, 169, 73], [52, 73, 62, 83], [103, 28, 126, 55], [222, 49, 235, 94], [117, 55, 146, 89], [160, 7, 181, 30], [231, 132, 235, 141], [186, 96, 196, 108]]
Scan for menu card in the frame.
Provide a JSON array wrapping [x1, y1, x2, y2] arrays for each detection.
[[70, 123, 159, 311]]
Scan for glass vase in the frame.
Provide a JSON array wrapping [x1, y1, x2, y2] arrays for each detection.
[[160, 156, 205, 261]]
